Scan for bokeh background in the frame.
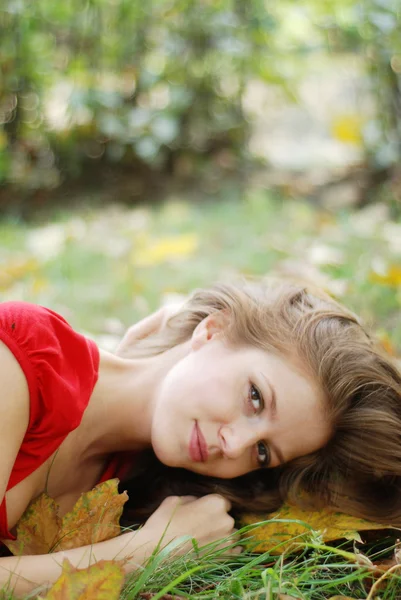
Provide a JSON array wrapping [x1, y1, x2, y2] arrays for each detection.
[[0, 0, 400, 352]]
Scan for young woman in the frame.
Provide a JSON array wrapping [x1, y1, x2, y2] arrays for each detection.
[[0, 280, 400, 597]]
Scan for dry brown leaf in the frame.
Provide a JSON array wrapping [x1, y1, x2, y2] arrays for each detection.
[[241, 503, 388, 554], [3, 479, 128, 555], [55, 478, 128, 551], [372, 543, 401, 573], [3, 494, 60, 555], [38, 558, 124, 600]]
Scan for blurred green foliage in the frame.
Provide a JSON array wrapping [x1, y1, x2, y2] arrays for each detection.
[[311, 0, 401, 184], [0, 0, 400, 196]]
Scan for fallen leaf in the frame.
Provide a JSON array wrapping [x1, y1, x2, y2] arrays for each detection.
[[0, 257, 39, 291], [372, 543, 401, 573], [133, 233, 199, 266], [38, 558, 124, 600], [241, 504, 387, 554], [4, 494, 60, 555], [57, 478, 128, 551], [3, 479, 128, 555], [376, 330, 397, 356], [370, 265, 401, 287]]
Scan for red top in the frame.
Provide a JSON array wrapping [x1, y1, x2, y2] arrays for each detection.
[[0, 302, 100, 540], [98, 453, 134, 485]]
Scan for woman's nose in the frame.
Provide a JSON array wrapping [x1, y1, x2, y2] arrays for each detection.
[[219, 423, 257, 459]]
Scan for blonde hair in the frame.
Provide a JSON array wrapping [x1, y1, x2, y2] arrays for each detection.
[[122, 280, 401, 525]]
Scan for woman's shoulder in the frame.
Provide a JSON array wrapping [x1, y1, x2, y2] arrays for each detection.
[[0, 301, 101, 496], [0, 300, 100, 428], [0, 299, 97, 352], [0, 301, 73, 350], [0, 300, 80, 340]]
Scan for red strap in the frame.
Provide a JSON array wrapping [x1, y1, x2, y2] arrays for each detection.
[[98, 453, 133, 484], [0, 498, 16, 541]]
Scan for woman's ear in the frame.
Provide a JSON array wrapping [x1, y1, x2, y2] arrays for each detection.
[[191, 312, 228, 350]]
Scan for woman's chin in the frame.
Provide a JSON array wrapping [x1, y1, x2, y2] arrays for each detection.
[[151, 438, 182, 468]]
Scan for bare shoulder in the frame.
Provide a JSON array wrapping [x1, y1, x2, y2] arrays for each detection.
[[0, 340, 30, 500]]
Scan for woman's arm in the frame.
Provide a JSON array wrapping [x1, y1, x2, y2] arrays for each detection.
[[0, 527, 153, 597], [0, 342, 30, 526], [0, 495, 238, 597]]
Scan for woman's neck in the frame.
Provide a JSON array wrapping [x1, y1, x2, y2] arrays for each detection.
[[76, 342, 190, 460]]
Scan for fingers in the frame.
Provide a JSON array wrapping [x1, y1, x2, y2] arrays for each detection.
[[200, 531, 243, 557], [163, 495, 197, 503], [179, 495, 198, 504], [196, 493, 232, 513], [213, 528, 243, 556], [149, 493, 238, 558], [121, 309, 165, 343], [164, 493, 232, 513], [159, 495, 197, 510]]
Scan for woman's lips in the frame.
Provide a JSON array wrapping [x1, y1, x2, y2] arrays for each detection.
[[189, 421, 209, 462]]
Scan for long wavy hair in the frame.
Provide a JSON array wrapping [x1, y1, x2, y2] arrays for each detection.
[[118, 279, 401, 525]]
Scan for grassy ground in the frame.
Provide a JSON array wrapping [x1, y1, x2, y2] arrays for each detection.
[[1, 187, 401, 598], [1, 189, 400, 352]]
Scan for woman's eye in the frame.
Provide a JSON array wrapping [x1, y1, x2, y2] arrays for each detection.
[[257, 441, 270, 467], [249, 383, 264, 413]]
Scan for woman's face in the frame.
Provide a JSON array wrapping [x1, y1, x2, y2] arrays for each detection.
[[151, 315, 331, 478]]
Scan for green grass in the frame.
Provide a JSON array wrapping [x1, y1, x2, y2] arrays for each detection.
[[119, 525, 401, 600], [1, 190, 400, 352], [1, 188, 401, 598]]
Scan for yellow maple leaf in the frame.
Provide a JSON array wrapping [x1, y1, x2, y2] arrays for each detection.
[[241, 504, 387, 554], [38, 558, 125, 600], [3, 479, 128, 555]]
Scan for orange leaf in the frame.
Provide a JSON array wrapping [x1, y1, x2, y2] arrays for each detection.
[[241, 503, 386, 554], [38, 558, 125, 600], [3, 479, 128, 555], [56, 479, 128, 551], [4, 494, 60, 555]]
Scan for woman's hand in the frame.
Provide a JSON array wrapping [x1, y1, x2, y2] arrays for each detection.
[[140, 494, 240, 555], [116, 304, 183, 357]]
